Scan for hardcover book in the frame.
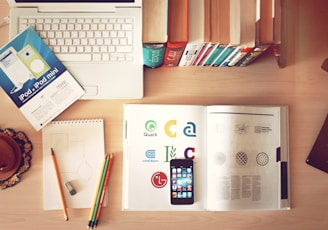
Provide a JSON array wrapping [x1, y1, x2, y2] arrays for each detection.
[[163, 0, 188, 67], [226, 0, 257, 67], [191, 0, 211, 66], [259, 0, 274, 44], [236, 0, 273, 67], [178, 0, 204, 66], [142, 0, 168, 68], [229, 0, 256, 47], [0, 27, 85, 131], [141, 0, 287, 68], [201, 0, 230, 66], [122, 104, 290, 211]]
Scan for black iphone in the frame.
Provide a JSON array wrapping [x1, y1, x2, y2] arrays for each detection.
[[170, 159, 194, 205]]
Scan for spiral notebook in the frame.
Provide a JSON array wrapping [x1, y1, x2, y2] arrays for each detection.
[[42, 119, 106, 210]]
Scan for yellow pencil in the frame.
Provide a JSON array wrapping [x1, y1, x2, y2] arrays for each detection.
[[87, 154, 108, 228], [51, 148, 69, 221], [94, 153, 114, 228]]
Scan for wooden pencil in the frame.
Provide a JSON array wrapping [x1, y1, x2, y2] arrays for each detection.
[[94, 153, 114, 228], [88, 154, 110, 229], [51, 148, 69, 221], [87, 154, 108, 228]]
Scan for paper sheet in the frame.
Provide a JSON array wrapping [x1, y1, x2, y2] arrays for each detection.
[[42, 119, 105, 210]]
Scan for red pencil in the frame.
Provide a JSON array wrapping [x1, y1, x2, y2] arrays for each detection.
[[94, 153, 113, 228]]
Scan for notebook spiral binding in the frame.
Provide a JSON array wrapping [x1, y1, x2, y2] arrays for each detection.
[[49, 119, 103, 125]]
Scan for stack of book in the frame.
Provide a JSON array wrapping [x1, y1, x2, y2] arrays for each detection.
[[142, 0, 282, 68]]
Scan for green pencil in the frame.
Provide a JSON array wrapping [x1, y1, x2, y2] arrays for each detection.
[[87, 154, 108, 229], [94, 153, 114, 227], [88, 154, 110, 229]]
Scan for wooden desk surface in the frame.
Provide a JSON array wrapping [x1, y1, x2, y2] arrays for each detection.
[[1, 1, 328, 229]]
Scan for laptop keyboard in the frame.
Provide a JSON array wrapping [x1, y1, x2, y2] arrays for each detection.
[[19, 17, 134, 62]]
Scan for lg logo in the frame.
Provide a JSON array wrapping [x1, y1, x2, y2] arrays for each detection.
[[151, 172, 167, 188]]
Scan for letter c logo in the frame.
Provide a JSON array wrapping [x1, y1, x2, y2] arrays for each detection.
[[164, 120, 177, 138], [184, 147, 195, 159]]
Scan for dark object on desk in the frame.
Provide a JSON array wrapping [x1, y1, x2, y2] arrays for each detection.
[[0, 128, 32, 189], [306, 114, 328, 173], [321, 58, 328, 72], [0, 133, 22, 181], [65, 181, 77, 196]]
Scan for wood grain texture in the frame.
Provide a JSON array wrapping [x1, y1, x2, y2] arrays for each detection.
[[1, 0, 328, 229]]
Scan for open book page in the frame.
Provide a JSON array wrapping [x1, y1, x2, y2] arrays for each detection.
[[205, 105, 287, 211], [123, 104, 207, 210]]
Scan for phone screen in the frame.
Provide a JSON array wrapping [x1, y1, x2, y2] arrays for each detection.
[[170, 159, 194, 205]]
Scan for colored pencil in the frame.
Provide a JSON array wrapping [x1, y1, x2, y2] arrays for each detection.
[[88, 154, 110, 229], [90, 154, 110, 228], [94, 153, 113, 228], [87, 154, 108, 228], [51, 148, 69, 221]]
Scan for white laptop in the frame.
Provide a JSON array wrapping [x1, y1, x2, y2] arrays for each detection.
[[6, 0, 144, 99]]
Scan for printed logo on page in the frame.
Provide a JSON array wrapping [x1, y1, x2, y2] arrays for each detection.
[[151, 172, 167, 188], [144, 120, 157, 137]]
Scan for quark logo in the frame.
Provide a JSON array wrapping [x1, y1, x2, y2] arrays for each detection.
[[145, 120, 157, 132], [144, 120, 157, 137], [151, 172, 167, 188]]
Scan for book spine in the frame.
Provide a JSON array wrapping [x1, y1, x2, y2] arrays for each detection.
[[143, 43, 166, 68], [178, 43, 202, 66], [164, 0, 188, 67], [195, 43, 214, 66], [191, 42, 209, 65], [202, 44, 223, 66], [220, 46, 241, 67], [227, 47, 254, 67], [211, 45, 235, 67], [238, 45, 270, 67], [163, 42, 187, 67]]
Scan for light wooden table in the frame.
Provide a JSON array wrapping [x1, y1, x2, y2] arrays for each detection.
[[1, 1, 328, 229]]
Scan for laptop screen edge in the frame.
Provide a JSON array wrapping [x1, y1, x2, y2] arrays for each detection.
[[7, 0, 142, 8]]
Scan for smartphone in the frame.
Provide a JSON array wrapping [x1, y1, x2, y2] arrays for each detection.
[[170, 159, 194, 205]]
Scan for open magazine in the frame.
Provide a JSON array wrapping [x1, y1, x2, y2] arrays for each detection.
[[123, 104, 290, 211], [0, 27, 84, 131]]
